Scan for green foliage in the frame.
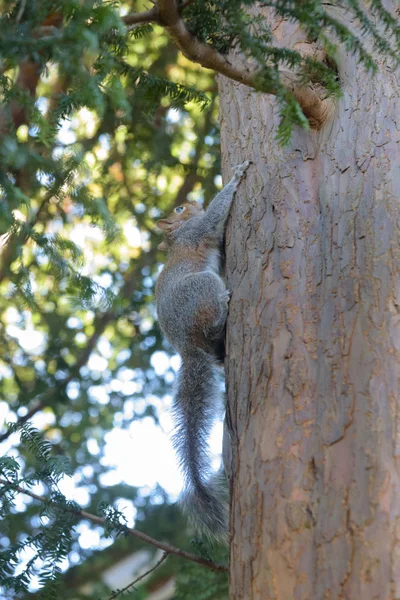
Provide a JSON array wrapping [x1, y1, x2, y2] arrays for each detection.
[[0, 423, 207, 599], [183, 0, 399, 142], [0, 1, 220, 596], [0, 424, 77, 597], [0, 424, 225, 599]]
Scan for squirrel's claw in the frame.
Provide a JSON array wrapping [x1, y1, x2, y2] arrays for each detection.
[[219, 289, 232, 307], [232, 160, 251, 179]]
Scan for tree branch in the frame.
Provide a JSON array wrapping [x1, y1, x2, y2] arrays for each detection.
[[0, 480, 228, 573], [158, 0, 253, 84], [157, 0, 334, 128], [27, 1, 333, 126], [30, 9, 161, 40], [122, 7, 160, 26], [107, 552, 169, 600]]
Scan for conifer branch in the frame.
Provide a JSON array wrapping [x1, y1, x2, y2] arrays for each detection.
[[0, 404, 44, 443], [28, 1, 333, 127], [157, 0, 334, 128], [0, 480, 228, 573]]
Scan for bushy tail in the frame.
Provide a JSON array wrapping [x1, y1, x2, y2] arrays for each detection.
[[172, 348, 228, 543]]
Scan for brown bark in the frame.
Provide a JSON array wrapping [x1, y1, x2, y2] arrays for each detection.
[[220, 9, 400, 600]]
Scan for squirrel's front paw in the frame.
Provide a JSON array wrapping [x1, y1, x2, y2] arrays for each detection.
[[233, 160, 250, 179]]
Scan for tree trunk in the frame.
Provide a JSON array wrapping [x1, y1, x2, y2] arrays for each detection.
[[220, 8, 400, 599]]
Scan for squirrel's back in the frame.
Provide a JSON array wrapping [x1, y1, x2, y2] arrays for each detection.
[[156, 232, 221, 286]]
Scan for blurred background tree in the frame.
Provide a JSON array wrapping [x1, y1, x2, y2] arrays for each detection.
[[0, 1, 224, 597]]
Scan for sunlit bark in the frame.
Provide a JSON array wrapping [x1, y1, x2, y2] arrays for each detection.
[[221, 7, 400, 599]]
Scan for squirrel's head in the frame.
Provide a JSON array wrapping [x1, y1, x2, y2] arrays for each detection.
[[156, 201, 204, 250]]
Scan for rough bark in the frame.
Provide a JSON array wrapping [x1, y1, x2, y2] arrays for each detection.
[[220, 8, 400, 600]]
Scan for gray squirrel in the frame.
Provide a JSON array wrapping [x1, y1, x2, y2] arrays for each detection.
[[155, 161, 250, 541]]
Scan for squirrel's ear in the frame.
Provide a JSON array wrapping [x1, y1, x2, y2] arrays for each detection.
[[158, 240, 168, 251], [156, 219, 170, 231]]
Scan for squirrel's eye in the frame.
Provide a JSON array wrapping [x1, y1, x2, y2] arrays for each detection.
[[174, 206, 185, 214]]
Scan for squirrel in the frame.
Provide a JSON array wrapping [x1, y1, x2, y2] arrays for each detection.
[[155, 161, 250, 541]]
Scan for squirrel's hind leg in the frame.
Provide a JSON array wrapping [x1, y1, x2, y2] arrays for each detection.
[[206, 289, 232, 361]]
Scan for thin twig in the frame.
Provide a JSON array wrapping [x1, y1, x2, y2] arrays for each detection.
[[15, 0, 27, 24], [0, 480, 228, 573], [106, 552, 169, 600]]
